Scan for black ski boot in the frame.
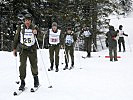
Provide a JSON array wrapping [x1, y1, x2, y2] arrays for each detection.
[[69, 62, 74, 70], [87, 52, 91, 58], [19, 80, 25, 91], [63, 64, 68, 70], [55, 65, 59, 72], [110, 59, 113, 62], [34, 75, 39, 87], [48, 63, 54, 71]]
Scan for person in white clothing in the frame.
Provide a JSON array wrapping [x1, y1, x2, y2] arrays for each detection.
[[118, 25, 128, 52], [45, 22, 63, 72]]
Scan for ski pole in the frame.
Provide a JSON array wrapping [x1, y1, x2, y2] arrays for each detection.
[[42, 34, 45, 49], [61, 48, 65, 65], [64, 49, 69, 64], [35, 36, 53, 88], [98, 35, 104, 50], [15, 54, 20, 84], [64, 44, 69, 65], [92, 41, 97, 52]]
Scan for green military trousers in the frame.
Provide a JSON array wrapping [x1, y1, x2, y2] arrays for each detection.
[[49, 45, 60, 66], [65, 45, 74, 66], [84, 37, 92, 53], [19, 49, 38, 80], [109, 47, 117, 61]]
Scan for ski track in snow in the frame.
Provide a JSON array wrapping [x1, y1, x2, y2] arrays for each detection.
[[0, 17, 133, 100]]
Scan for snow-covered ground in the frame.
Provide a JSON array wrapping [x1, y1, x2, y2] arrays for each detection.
[[0, 16, 133, 100]]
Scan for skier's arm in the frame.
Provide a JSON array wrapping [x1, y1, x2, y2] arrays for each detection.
[[73, 33, 77, 42], [60, 31, 65, 47], [123, 32, 128, 36], [79, 29, 84, 38], [13, 26, 21, 50], [33, 25, 43, 42]]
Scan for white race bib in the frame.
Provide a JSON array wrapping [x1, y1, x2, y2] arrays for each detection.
[[65, 35, 74, 46], [20, 29, 35, 47], [119, 30, 124, 37], [83, 30, 91, 37], [49, 29, 61, 45]]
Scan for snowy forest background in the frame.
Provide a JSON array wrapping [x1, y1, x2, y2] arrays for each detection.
[[0, 0, 133, 51]]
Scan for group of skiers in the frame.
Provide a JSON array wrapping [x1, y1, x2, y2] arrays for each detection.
[[13, 14, 79, 91], [106, 25, 128, 61], [13, 14, 128, 91]]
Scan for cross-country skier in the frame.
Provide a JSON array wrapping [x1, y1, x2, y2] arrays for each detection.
[[13, 14, 42, 90], [106, 26, 118, 62], [117, 25, 128, 52], [81, 27, 92, 57], [46, 22, 63, 72], [63, 27, 77, 70]]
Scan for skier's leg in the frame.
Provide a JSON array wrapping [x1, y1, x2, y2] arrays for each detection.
[[28, 49, 38, 76], [87, 37, 92, 57], [114, 47, 118, 61], [84, 38, 88, 56], [70, 46, 74, 67], [28, 49, 39, 87], [118, 39, 121, 52], [122, 38, 125, 52], [64, 46, 69, 70], [55, 45, 60, 72], [19, 50, 27, 90], [19, 50, 27, 80], [49, 46, 54, 70], [109, 47, 113, 61]]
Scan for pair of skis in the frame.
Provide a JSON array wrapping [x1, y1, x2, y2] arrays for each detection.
[[13, 85, 40, 96]]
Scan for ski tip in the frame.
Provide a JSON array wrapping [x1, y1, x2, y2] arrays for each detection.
[[16, 81, 20, 84], [48, 86, 53, 88], [13, 92, 17, 96]]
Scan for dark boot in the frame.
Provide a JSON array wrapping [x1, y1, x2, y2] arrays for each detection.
[[110, 59, 113, 62], [69, 62, 74, 70], [48, 63, 54, 71], [114, 59, 118, 61], [34, 75, 39, 87], [55, 65, 59, 72], [63, 65, 68, 70], [19, 80, 25, 91], [87, 52, 91, 57]]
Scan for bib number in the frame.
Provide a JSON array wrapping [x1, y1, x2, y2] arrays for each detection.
[[65, 35, 74, 46], [66, 40, 73, 44], [51, 38, 58, 43], [24, 38, 32, 44]]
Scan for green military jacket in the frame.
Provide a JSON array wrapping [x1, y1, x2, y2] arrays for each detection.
[[13, 24, 43, 50], [63, 31, 77, 46], [106, 30, 117, 48]]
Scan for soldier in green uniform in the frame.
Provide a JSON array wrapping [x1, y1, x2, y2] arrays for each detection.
[[63, 27, 77, 70], [46, 22, 63, 72], [13, 14, 41, 90], [106, 26, 118, 61], [82, 27, 92, 57]]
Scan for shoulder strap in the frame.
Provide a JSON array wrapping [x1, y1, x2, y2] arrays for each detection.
[[20, 24, 25, 44]]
